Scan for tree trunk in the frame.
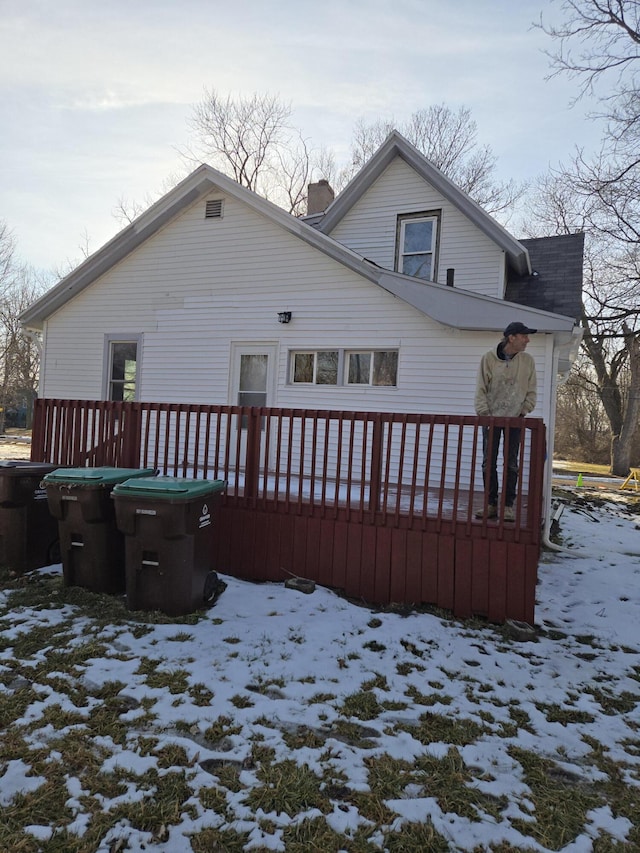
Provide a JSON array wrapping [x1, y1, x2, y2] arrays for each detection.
[[610, 323, 640, 476]]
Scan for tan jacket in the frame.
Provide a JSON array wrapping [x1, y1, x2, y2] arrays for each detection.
[[474, 348, 537, 418]]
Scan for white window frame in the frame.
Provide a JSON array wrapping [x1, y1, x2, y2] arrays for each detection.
[[289, 349, 398, 387], [345, 350, 399, 387], [103, 334, 142, 402], [396, 211, 440, 281], [290, 350, 340, 385]]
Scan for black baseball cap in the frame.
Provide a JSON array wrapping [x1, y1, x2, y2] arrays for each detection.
[[504, 321, 537, 337]]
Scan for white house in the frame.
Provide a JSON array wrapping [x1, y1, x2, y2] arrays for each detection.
[[21, 131, 583, 540]]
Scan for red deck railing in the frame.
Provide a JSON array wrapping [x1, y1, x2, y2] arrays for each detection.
[[31, 399, 546, 623]]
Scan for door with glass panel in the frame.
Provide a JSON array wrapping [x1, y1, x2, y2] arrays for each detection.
[[230, 344, 276, 472]]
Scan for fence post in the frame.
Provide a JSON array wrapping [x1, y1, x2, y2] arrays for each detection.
[[244, 407, 262, 502], [122, 403, 142, 468], [30, 399, 45, 462], [528, 419, 546, 540], [368, 416, 384, 515]]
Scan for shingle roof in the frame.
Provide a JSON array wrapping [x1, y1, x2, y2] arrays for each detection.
[[506, 233, 584, 322]]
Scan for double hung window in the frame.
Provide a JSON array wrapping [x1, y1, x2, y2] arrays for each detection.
[[105, 336, 140, 402], [397, 212, 440, 281]]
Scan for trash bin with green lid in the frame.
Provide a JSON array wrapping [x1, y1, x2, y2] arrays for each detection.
[[112, 476, 227, 616], [0, 461, 64, 573], [42, 466, 157, 594]]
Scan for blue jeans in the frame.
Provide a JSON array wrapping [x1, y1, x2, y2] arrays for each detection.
[[482, 426, 521, 507]]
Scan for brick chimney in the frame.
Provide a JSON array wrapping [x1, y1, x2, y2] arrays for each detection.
[[307, 180, 335, 215]]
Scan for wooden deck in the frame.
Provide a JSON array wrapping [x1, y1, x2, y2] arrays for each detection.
[[31, 399, 545, 623]]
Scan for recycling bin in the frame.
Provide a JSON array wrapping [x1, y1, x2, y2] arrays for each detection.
[[0, 461, 64, 573], [42, 467, 156, 594], [111, 476, 226, 616]]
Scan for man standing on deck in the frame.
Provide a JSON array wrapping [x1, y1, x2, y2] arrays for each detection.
[[474, 322, 538, 521]]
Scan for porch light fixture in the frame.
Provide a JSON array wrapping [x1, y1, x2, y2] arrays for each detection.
[[278, 311, 292, 324]]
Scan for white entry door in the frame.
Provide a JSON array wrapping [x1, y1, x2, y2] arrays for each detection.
[[230, 344, 277, 468]]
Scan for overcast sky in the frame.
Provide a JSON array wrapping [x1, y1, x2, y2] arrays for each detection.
[[1, 0, 604, 275]]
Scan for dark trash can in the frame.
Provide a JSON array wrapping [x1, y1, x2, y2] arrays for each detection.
[[42, 467, 156, 594], [0, 461, 63, 573], [111, 477, 227, 616]]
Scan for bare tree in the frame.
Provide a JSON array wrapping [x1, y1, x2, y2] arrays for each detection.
[[0, 221, 16, 298], [533, 1, 640, 473], [555, 354, 611, 462], [538, 0, 640, 101], [0, 223, 48, 431], [341, 105, 526, 217], [184, 90, 333, 216], [524, 165, 640, 473]]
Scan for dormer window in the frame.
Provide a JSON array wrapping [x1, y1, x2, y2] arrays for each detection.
[[396, 211, 440, 281]]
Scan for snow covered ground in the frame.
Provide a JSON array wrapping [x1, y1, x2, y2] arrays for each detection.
[[0, 477, 639, 851]]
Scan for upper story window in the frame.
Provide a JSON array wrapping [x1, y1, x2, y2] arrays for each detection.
[[396, 211, 440, 281], [290, 349, 398, 387], [105, 336, 140, 401]]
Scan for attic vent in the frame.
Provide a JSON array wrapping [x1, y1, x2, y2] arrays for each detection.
[[205, 199, 224, 219]]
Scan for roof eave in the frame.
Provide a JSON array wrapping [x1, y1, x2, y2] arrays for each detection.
[[374, 269, 577, 336]]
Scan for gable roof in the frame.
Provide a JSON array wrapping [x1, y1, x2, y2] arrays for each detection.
[[311, 130, 532, 277], [20, 160, 576, 342], [506, 233, 585, 322]]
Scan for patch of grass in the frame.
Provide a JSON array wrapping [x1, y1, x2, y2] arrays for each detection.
[[135, 657, 189, 694], [509, 745, 600, 850], [397, 711, 486, 746], [583, 735, 640, 849], [230, 693, 254, 709], [396, 660, 425, 675], [405, 684, 453, 706], [282, 815, 374, 852], [246, 675, 286, 694], [381, 698, 409, 711], [365, 753, 414, 799], [308, 691, 337, 704], [244, 759, 330, 817], [213, 761, 245, 792], [25, 701, 86, 732], [415, 747, 507, 822], [383, 818, 450, 852], [340, 690, 382, 721], [154, 742, 193, 768], [361, 673, 388, 691], [584, 686, 640, 715], [204, 715, 242, 744], [190, 825, 252, 852], [188, 682, 214, 705], [329, 719, 379, 749], [6, 622, 74, 659], [0, 684, 45, 727], [166, 631, 194, 642], [351, 789, 397, 825], [282, 726, 326, 751], [535, 702, 596, 725], [111, 767, 197, 830], [362, 640, 386, 652], [400, 638, 424, 657], [198, 783, 230, 815]]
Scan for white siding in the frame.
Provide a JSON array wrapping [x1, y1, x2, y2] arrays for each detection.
[[41, 189, 551, 439], [328, 157, 505, 298]]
